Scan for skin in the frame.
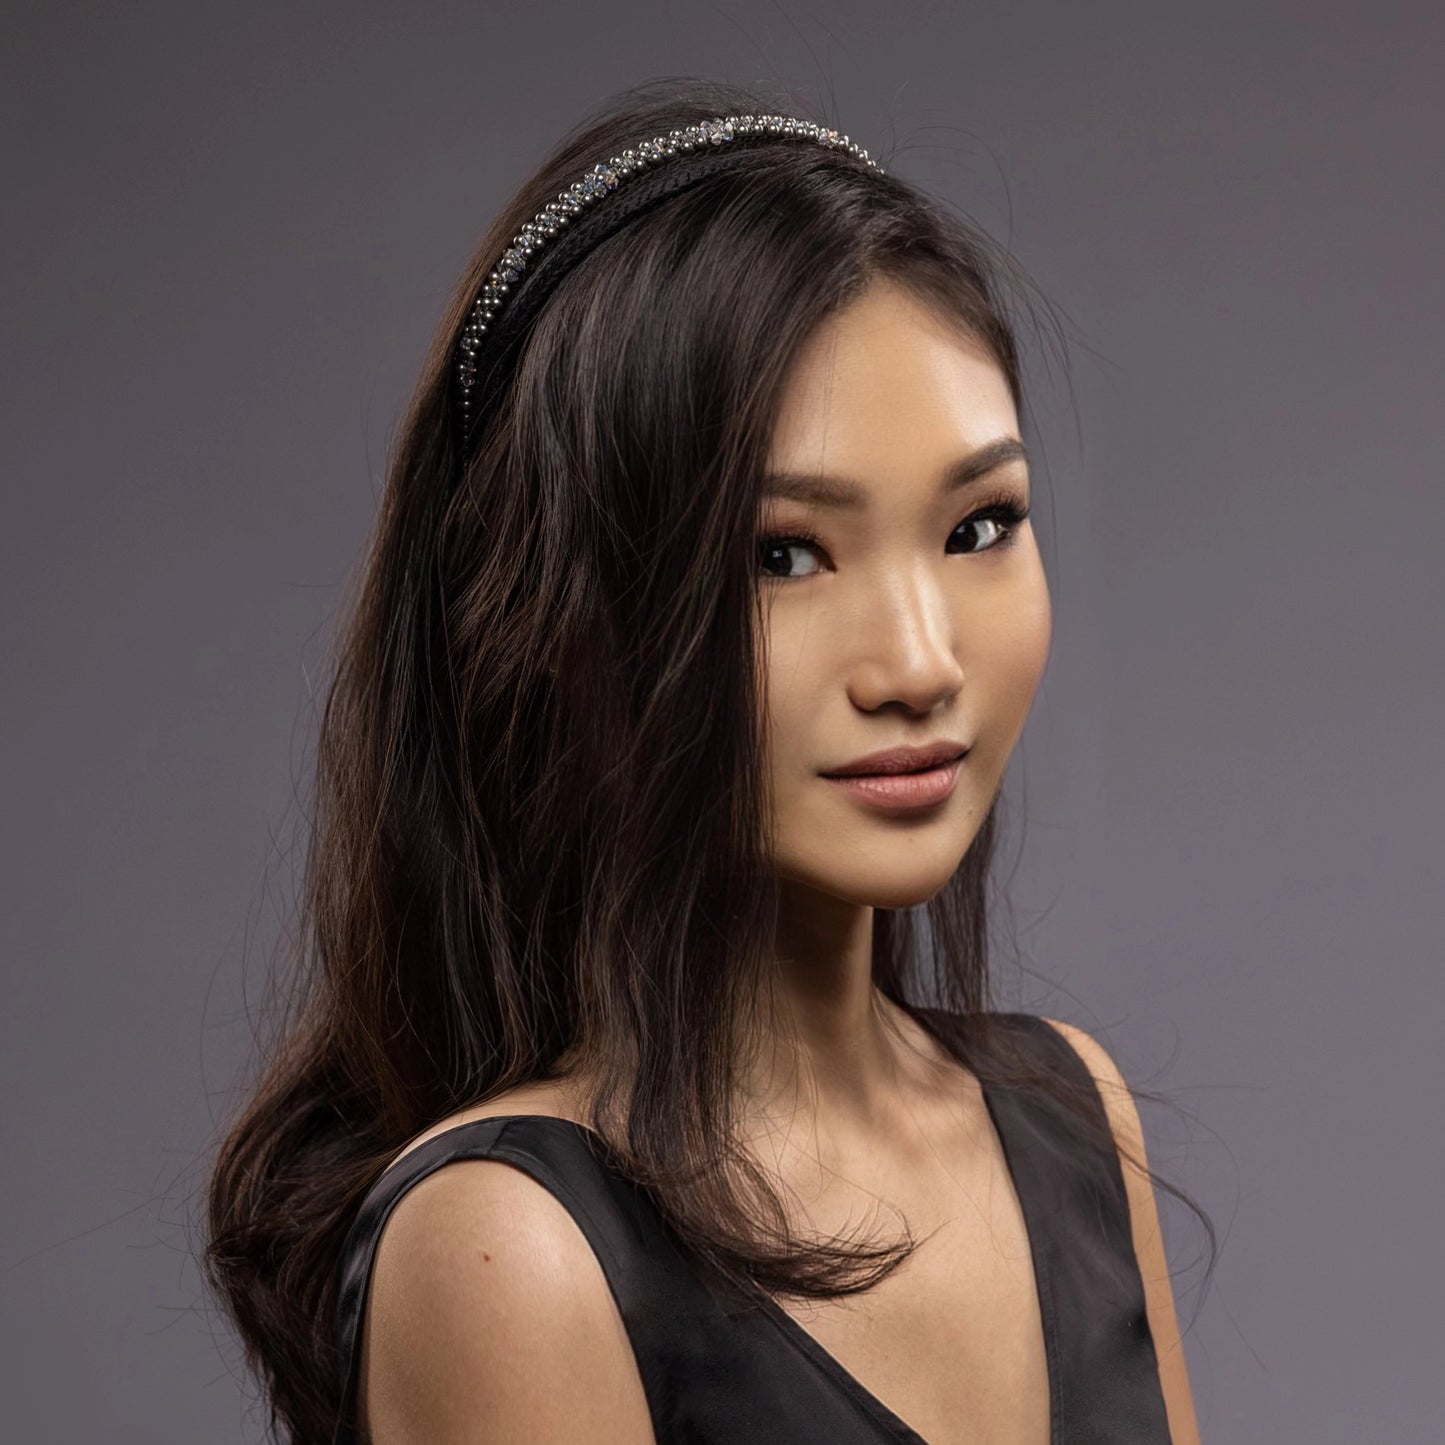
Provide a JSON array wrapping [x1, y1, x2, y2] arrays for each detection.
[[361, 276, 1200, 1444], [743, 271, 1051, 1121]]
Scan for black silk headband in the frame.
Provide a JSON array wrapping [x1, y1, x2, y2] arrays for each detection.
[[452, 113, 884, 468]]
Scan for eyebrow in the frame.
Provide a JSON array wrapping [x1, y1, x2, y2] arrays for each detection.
[[761, 436, 1028, 509]]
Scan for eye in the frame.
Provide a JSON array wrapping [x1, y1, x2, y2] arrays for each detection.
[[945, 495, 1032, 557], [757, 528, 826, 581], [756, 491, 1031, 582]]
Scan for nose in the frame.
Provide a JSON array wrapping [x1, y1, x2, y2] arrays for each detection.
[[846, 568, 964, 714]]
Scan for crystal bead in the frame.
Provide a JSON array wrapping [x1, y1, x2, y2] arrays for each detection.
[[454, 111, 883, 446]]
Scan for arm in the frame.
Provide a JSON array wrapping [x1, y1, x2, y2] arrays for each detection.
[[361, 1158, 656, 1444], [1041, 1017, 1202, 1445]]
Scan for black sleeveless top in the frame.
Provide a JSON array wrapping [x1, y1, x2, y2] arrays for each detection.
[[332, 1010, 1172, 1443]]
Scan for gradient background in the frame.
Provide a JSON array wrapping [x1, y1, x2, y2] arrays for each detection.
[[3, 2, 1440, 1440]]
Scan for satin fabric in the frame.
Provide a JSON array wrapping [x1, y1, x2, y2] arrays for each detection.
[[331, 1011, 1172, 1443]]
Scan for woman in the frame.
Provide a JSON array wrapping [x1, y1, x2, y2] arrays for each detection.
[[206, 77, 1211, 1445]]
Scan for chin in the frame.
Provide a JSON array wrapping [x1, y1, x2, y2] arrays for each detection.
[[776, 859, 963, 910]]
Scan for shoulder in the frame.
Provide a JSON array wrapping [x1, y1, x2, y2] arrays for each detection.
[[381, 1079, 589, 1175], [361, 1149, 654, 1444], [1032, 1016, 1142, 1153], [1033, 1013, 1156, 1241], [1035, 1015, 1201, 1445]]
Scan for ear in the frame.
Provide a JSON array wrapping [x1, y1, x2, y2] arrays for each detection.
[[1039, 1016, 1202, 1445]]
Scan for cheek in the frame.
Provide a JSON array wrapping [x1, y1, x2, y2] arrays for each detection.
[[758, 606, 812, 702], [758, 618, 833, 783], [978, 558, 1052, 720], [1012, 566, 1052, 668], [762, 654, 810, 763]]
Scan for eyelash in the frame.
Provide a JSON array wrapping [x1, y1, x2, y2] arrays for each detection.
[[756, 488, 1032, 582]]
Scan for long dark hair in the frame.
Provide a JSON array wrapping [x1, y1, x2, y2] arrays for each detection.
[[204, 76, 1215, 1445]]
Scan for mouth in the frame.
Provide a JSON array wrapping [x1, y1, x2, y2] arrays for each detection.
[[820, 742, 970, 779], [822, 751, 967, 811]]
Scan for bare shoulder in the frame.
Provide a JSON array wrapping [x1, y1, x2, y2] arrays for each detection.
[[360, 1150, 655, 1445], [1034, 1017, 1140, 1147], [1037, 1016, 1201, 1445]]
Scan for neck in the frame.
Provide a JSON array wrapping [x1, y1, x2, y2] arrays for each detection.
[[557, 884, 956, 1146], [736, 884, 925, 1141]]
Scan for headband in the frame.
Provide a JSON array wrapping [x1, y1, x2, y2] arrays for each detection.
[[452, 112, 884, 465]]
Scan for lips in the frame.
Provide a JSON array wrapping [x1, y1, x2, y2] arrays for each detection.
[[820, 740, 969, 778], [823, 752, 966, 812]]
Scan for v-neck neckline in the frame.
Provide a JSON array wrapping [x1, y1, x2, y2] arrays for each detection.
[[739, 1063, 1061, 1445], [403, 1019, 1061, 1445]]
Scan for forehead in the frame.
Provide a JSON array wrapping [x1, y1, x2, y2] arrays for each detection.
[[767, 279, 1017, 484]]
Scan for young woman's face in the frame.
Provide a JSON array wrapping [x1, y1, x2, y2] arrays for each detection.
[[758, 276, 1052, 907]]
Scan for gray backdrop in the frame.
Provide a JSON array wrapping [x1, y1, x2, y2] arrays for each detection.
[[3, 2, 1440, 1440]]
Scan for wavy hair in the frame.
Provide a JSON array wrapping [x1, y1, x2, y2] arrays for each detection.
[[203, 75, 1216, 1445]]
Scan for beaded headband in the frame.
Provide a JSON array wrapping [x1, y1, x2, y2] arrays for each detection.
[[452, 112, 884, 465]]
